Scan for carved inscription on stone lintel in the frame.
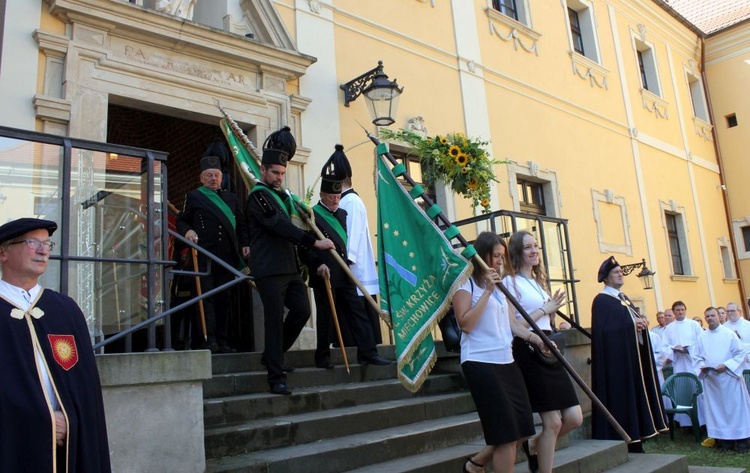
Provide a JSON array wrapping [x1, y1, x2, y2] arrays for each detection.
[[118, 42, 255, 90]]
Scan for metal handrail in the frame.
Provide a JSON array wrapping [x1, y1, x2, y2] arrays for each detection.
[[445, 209, 582, 329], [92, 230, 252, 350]]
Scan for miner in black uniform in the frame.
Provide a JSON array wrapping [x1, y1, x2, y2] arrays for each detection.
[[301, 147, 392, 369], [246, 127, 335, 395], [177, 155, 249, 353]]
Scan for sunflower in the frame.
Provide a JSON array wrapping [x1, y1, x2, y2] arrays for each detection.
[[378, 128, 502, 215]]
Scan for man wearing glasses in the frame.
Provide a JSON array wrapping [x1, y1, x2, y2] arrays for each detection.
[[0, 218, 111, 472], [724, 302, 750, 365]]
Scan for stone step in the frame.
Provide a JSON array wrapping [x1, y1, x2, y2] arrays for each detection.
[[345, 438, 621, 473], [689, 467, 746, 473], [209, 346, 403, 375], [204, 391, 476, 459], [595, 453, 687, 473], [204, 373, 464, 427], [203, 361, 399, 398], [205, 412, 484, 473]]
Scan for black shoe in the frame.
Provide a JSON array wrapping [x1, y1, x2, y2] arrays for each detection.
[[204, 342, 220, 354], [462, 456, 484, 473], [269, 383, 292, 395], [627, 442, 645, 454], [360, 354, 392, 366], [521, 440, 538, 473], [260, 357, 295, 372], [315, 360, 335, 369], [218, 345, 237, 354]]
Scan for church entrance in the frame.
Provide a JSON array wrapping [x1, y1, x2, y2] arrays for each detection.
[[105, 102, 256, 353]]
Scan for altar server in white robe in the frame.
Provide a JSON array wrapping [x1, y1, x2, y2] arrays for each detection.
[[663, 300, 704, 426], [693, 307, 750, 448], [649, 331, 672, 409], [724, 302, 750, 364], [332, 145, 382, 343]]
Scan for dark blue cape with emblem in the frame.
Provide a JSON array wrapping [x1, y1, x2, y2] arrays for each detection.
[[0, 290, 111, 473], [591, 292, 667, 443]]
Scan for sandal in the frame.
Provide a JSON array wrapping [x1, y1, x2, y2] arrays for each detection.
[[521, 440, 539, 473], [462, 456, 484, 473]]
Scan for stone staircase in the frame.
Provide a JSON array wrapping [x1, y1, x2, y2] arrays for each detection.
[[202, 346, 746, 473]]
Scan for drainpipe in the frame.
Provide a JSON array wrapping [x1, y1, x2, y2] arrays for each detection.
[[700, 36, 747, 307]]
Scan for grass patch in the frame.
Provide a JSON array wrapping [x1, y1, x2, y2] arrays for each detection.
[[644, 430, 750, 469]]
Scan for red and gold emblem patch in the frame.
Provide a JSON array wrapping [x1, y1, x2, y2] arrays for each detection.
[[48, 335, 78, 371]]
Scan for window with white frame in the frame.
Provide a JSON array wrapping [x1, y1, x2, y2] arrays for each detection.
[[731, 220, 750, 261], [664, 211, 691, 276], [686, 72, 709, 122], [634, 39, 660, 96], [507, 161, 561, 218], [492, 0, 531, 26], [566, 0, 600, 63], [718, 238, 735, 279]]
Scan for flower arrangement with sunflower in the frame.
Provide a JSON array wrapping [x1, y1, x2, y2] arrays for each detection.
[[379, 128, 503, 214]]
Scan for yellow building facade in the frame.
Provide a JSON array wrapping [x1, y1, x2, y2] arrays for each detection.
[[704, 20, 750, 313], [282, 0, 741, 325], [0, 0, 744, 329]]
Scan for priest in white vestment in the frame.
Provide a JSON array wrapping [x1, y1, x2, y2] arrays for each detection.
[[693, 307, 750, 450], [663, 301, 704, 426], [724, 302, 750, 365]]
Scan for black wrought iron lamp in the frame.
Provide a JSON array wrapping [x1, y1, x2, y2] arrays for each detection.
[[620, 258, 656, 290], [340, 60, 404, 127]]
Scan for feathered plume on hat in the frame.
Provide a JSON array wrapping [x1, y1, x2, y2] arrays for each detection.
[[261, 126, 296, 166], [320, 144, 350, 194], [321, 144, 352, 180]]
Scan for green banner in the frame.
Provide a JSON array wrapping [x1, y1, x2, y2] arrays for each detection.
[[376, 153, 472, 392], [219, 119, 262, 187]]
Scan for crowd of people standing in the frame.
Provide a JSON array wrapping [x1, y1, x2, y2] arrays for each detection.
[[650, 300, 750, 452]]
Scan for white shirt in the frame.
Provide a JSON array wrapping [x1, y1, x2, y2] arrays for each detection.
[[340, 189, 379, 295], [503, 274, 552, 331], [457, 277, 513, 365]]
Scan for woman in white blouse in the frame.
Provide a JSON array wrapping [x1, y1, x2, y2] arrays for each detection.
[[454, 232, 548, 473], [502, 231, 582, 473]]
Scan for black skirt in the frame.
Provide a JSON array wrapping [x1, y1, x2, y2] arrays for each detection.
[[462, 361, 535, 445], [512, 336, 580, 412]]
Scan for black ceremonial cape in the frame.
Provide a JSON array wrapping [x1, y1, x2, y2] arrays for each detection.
[[591, 292, 667, 443], [0, 290, 112, 473]]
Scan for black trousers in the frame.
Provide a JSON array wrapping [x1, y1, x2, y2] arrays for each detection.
[[311, 281, 378, 363], [198, 268, 233, 347], [255, 274, 311, 387]]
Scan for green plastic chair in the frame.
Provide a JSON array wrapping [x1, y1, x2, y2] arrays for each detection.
[[744, 369, 750, 394], [661, 372, 703, 443], [662, 365, 674, 381]]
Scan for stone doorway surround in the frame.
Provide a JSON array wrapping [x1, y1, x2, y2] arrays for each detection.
[[36, 0, 315, 158]]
